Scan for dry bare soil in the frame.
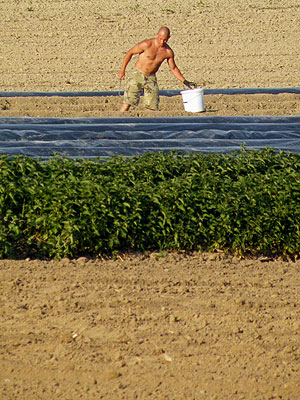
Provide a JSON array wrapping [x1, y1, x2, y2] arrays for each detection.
[[1, 1, 300, 399], [1, 253, 300, 400]]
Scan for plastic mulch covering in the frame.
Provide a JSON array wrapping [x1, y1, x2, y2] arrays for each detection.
[[0, 87, 300, 159]]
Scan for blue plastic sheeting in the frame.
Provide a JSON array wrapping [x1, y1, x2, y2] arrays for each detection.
[[1, 116, 300, 159], [0, 86, 300, 97]]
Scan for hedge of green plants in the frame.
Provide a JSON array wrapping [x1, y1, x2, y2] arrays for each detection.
[[1, 148, 300, 259]]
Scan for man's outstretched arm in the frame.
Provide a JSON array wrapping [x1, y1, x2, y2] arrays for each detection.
[[167, 56, 197, 88]]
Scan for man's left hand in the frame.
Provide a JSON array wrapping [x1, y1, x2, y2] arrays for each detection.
[[183, 80, 197, 89]]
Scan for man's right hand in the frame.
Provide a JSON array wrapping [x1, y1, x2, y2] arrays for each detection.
[[118, 71, 125, 79], [183, 80, 197, 89]]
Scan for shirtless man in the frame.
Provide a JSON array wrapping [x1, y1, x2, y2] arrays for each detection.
[[118, 27, 196, 111]]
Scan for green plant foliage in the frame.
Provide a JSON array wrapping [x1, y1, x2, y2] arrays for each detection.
[[1, 148, 300, 259]]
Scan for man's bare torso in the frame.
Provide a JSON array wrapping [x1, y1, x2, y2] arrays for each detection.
[[135, 38, 172, 75]]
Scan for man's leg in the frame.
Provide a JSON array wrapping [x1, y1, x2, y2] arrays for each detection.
[[144, 75, 159, 111], [120, 70, 142, 111]]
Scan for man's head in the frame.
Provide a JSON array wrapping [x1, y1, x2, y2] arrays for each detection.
[[157, 26, 170, 46]]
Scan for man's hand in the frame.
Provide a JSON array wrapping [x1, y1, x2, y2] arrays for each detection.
[[118, 71, 125, 80], [183, 80, 197, 89]]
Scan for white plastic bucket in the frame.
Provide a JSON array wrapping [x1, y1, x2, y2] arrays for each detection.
[[180, 88, 205, 113]]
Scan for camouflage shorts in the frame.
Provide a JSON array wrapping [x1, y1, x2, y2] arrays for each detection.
[[124, 70, 159, 110]]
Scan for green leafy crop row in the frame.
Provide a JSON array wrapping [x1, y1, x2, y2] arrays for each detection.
[[1, 148, 300, 259]]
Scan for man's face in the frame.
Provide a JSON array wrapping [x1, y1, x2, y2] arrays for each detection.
[[157, 32, 170, 47]]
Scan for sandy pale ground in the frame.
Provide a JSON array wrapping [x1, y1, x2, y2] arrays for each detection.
[[1, 1, 300, 399], [1, 0, 300, 93]]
